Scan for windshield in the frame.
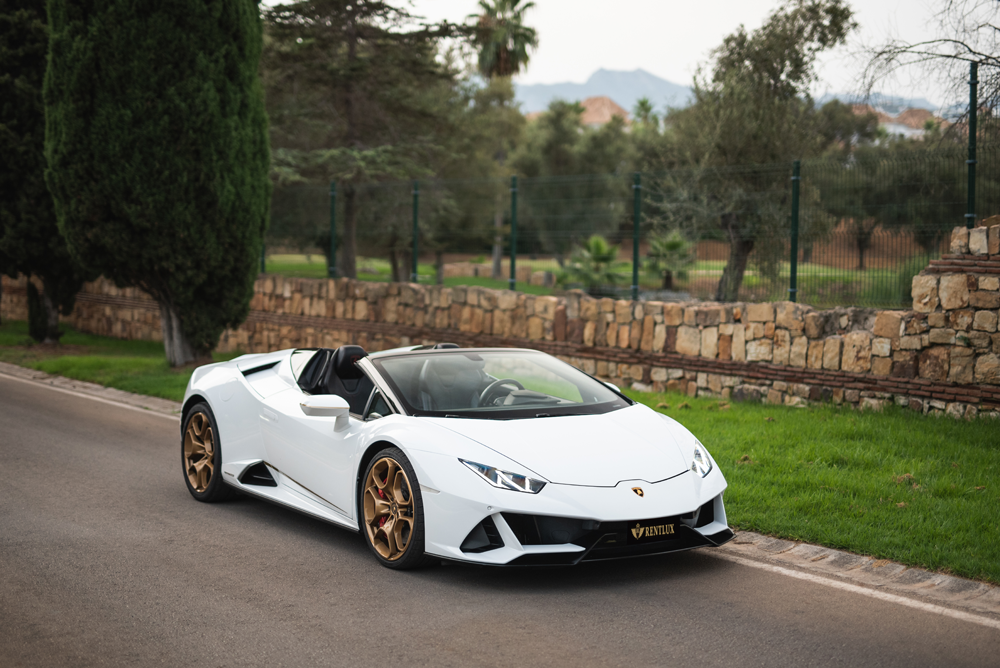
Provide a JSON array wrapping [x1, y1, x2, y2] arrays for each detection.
[[369, 349, 630, 419]]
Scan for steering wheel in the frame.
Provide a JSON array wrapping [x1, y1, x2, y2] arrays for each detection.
[[479, 378, 525, 406]]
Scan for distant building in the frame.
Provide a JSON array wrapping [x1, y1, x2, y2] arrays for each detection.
[[523, 96, 631, 129], [852, 104, 947, 138], [579, 96, 630, 128]]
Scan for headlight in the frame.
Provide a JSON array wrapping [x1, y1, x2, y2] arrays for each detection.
[[691, 441, 713, 478], [459, 459, 546, 494]]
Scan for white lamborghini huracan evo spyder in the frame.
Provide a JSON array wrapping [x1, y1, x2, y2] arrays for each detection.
[[181, 344, 734, 569]]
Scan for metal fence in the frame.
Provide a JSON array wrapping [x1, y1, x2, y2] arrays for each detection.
[[264, 141, 999, 309]]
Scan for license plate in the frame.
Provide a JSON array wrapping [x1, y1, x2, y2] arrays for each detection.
[[626, 516, 681, 544]]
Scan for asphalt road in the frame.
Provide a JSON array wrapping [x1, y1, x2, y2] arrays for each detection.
[[1, 374, 996, 668]]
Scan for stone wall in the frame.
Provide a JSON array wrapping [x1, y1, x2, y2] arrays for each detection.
[[3, 224, 999, 418]]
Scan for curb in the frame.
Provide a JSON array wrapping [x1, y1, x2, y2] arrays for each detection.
[[0, 360, 183, 419], [718, 531, 1000, 618], [1, 361, 996, 618]]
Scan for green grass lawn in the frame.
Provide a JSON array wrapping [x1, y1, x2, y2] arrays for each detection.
[[0, 321, 238, 402], [623, 388, 1000, 584], [2, 318, 995, 582], [265, 254, 555, 295], [264, 253, 924, 307]]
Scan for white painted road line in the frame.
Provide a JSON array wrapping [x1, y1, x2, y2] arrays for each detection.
[[0, 371, 180, 422], [710, 551, 1000, 631]]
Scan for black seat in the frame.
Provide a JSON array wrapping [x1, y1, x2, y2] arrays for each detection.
[[325, 345, 373, 415]]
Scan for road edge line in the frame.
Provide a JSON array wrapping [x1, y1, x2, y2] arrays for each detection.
[[0, 371, 180, 422], [708, 551, 1000, 631]]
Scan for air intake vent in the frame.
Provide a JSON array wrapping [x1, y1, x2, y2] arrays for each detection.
[[241, 361, 278, 377], [695, 497, 715, 527], [460, 516, 504, 553], [239, 462, 277, 487]]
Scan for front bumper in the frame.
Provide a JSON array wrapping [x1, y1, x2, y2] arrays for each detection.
[[499, 495, 734, 566], [412, 451, 731, 566]]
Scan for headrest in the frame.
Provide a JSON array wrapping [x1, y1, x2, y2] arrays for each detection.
[[421, 356, 485, 386], [433, 342, 459, 349], [419, 355, 485, 410], [332, 345, 367, 380]]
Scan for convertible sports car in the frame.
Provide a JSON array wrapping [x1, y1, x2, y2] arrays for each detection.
[[181, 344, 734, 569]]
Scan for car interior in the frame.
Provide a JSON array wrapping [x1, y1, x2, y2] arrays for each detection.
[[417, 355, 490, 411], [295, 345, 374, 415]]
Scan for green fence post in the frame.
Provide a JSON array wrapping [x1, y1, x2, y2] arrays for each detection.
[[260, 243, 266, 274], [509, 175, 518, 291], [789, 160, 800, 303], [967, 61, 978, 229], [632, 172, 641, 301], [328, 181, 337, 278], [412, 180, 419, 282]]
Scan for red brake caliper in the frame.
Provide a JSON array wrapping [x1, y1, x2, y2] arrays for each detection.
[[378, 483, 387, 527]]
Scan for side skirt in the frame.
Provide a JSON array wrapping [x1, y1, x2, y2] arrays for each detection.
[[223, 459, 359, 532]]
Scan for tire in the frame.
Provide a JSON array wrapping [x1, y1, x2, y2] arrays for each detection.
[[359, 447, 432, 570], [182, 402, 236, 503]]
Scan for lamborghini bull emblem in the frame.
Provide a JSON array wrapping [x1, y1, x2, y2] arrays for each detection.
[[632, 487, 644, 497]]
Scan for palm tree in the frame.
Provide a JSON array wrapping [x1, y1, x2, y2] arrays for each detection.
[[470, 0, 538, 79], [558, 235, 628, 297], [470, 0, 539, 279], [645, 230, 695, 290]]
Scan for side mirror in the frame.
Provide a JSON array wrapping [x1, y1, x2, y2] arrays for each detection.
[[604, 381, 620, 392], [300, 395, 352, 432], [300, 395, 350, 417]]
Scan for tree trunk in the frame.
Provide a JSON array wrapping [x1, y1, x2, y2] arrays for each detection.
[[26, 281, 47, 343], [856, 234, 870, 271], [341, 184, 357, 279], [854, 219, 875, 271], [662, 270, 674, 291], [715, 214, 754, 302], [491, 209, 503, 279], [435, 250, 444, 285], [802, 241, 813, 264], [388, 247, 402, 283], [159, 301, 206, 367], [40, 285, 62, 344]]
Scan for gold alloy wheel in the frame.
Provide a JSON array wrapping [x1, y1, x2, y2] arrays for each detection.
[[363, 457, 415, 561], [184, 412, 215, 493]]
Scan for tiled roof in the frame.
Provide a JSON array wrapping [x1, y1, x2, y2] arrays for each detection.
[[580, 96, 630, 126]]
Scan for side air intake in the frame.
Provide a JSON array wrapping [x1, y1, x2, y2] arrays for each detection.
[[239, 462, 277, 487]]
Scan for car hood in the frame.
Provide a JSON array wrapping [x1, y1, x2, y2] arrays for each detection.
[[425, 404, 690, 487]]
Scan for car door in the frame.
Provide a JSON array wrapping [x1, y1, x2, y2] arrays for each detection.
[[259, 386, 368, 519]]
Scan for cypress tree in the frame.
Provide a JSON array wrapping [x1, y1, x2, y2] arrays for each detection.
[[45, 0, 270, 365], [0, 0, 91, 341]]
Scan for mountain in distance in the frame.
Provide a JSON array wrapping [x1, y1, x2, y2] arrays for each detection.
[[514, 68, 949, 120], [515, 68, 691, 115]]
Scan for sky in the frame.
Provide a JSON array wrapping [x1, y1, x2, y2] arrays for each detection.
[[407, 0, 951, 107]]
